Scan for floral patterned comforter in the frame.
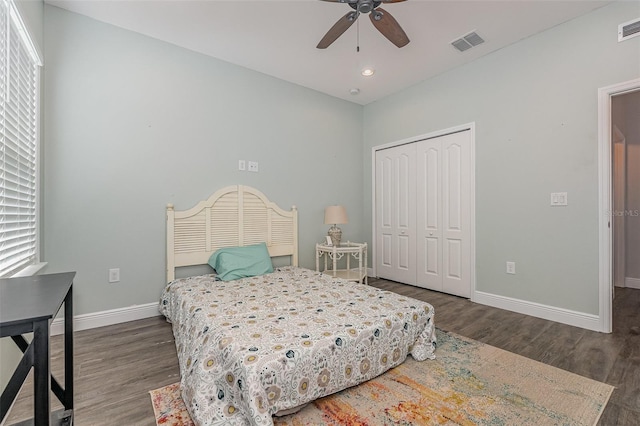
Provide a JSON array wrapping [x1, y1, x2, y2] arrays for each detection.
[[160, 266, 436, 426]]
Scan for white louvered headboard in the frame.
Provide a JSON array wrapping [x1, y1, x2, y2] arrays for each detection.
[[166, 185, 298, 282]]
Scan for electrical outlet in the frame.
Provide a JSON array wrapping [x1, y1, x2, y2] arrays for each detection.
[[506, 262, 516, 275], [109, 268, 120, 283], [248, 161, 259, 172]]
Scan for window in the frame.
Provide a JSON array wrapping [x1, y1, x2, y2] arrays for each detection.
[[0, 0, 41, 277]]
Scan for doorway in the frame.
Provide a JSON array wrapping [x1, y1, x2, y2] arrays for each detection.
[[612, 91, 640, 290], [598, 78, 640, 333]]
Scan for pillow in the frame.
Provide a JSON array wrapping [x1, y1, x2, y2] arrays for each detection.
[[207, 242, 274, 281]]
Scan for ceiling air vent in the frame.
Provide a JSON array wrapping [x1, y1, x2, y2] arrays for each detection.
[[451, 31, 485, 52], [619, 17, 640, 42]]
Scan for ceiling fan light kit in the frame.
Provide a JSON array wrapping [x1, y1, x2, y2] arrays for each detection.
[[317, 0, 410, 49]]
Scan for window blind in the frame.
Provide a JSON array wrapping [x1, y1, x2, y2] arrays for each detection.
[[0, 0, 40, 277]]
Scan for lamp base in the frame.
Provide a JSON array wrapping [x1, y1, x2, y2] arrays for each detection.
[[328, 225, 342, 247]]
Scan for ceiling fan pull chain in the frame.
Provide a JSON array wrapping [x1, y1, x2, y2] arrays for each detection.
[[357, 14, 360, 52]]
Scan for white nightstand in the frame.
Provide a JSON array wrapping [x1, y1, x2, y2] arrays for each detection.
[[316, 241, 368, 284]]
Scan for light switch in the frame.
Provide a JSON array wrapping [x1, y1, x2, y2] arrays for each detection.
[[238, 160, 246, 171], [558, 193, 567, 205], [550, 192, 568, 206], [109, 268, 120, 283]]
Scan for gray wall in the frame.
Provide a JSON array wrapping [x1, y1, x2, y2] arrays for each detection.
[[41, 5, 364, 315], [14, 0, 43, 54], [362, 1, 640, 315]]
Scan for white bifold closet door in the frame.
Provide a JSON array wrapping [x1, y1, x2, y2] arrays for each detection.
[[375, 143, 417, 285], [375, 130, 471, 297], [416, 131, 471, 297]]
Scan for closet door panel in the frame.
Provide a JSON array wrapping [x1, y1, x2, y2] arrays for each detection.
[[441, 132, 471, 297], [375, 144, 416, 284], [417, 140, 442, 290], [377, 155, 394, 271], [425, 237, 439, 274], [445, 239, 462, 279], [381, 234, 392, 267]]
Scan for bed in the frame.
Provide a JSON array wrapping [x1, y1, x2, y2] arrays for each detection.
[[160, 185, 436, 426]]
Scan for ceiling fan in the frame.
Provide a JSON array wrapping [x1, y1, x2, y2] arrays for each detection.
[[317, 0, 410, 49]]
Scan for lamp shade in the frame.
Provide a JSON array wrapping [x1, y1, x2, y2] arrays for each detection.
[[324, 205, 348, 225]]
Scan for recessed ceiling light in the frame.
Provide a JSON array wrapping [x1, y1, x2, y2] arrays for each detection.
[[361, 68, 375, 77], [350, 88, 360, 95]]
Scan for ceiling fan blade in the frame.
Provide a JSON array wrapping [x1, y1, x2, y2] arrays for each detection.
[[317, 11, 358, 49], [369, 7, 409, 47], [379, 0, 407, 3]]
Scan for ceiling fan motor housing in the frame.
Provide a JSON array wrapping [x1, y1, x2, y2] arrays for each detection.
[[349, 0, 382, 14]]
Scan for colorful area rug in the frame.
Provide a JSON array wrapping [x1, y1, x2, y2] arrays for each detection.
[[150, 329, 613, 425]]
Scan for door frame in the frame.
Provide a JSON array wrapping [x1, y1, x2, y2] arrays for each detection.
[[371, 122, 476, 298], [597, 78, 640, 333]]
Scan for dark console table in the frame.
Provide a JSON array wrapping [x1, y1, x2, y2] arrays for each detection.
[[0, 272, 75, 426]]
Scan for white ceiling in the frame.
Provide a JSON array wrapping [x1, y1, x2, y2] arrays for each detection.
[[45, 0, 612, 105]]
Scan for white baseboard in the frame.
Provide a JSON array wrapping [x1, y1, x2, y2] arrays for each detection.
[[51, 302, 161, 336], [49, 286, 616, 336], [625, 277, 640, 289], [473, 291, 603, 332]]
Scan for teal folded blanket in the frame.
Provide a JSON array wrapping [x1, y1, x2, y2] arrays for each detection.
[[208, 242, 274, 281]]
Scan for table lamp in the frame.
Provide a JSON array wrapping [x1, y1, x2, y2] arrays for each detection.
[[324, 205, 348, 246]]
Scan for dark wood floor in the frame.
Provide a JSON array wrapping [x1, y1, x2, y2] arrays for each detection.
[[5, 279, 639, 425], [368, 279, 640, 425]]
